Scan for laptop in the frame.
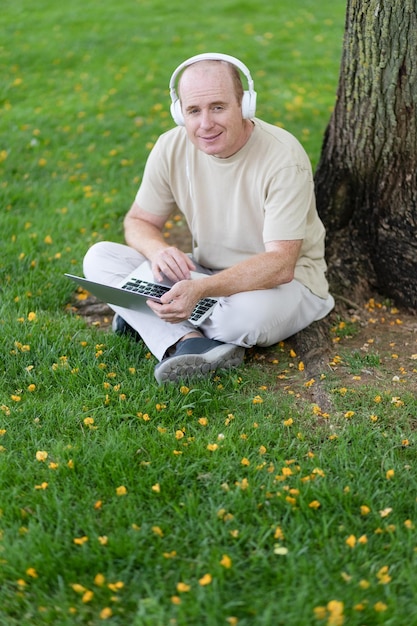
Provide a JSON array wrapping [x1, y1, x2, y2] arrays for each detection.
[[65, 261, 218, 327]]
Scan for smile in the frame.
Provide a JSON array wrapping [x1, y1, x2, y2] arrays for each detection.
[[200, 132, 222, 142]]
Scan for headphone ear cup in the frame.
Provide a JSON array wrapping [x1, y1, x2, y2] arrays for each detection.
[[171, 98, 185, 126], [241, 90, 256, 119]]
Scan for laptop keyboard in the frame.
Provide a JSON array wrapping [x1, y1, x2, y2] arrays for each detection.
[[122, 278, 217, 323], [123, 279, 170, 299]]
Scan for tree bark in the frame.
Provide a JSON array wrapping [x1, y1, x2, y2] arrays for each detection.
[[315, 0, 417, 310]]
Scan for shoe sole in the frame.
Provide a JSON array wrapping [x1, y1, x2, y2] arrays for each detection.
[[155, 344, 245, 384]]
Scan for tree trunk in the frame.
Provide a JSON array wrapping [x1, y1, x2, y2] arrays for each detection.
[[315, 0, 417, 310]]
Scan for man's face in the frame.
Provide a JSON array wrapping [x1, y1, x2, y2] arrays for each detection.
[[179, 62, 250, 159]]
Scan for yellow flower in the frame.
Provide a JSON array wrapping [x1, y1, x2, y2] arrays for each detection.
[[327, 600, 344, 625], [236, 478, 249, 490], [82, 590, 94, 603], [360, 505, 371, 515], [175, 430, 184, 440], [116, 485, 127, 496], [274, 526, 285, 540], [171, 596, 181, 605], [309, 500, 321, 510], [207, 443, 218, 451], [26, 568, 38, 578], [374, 602, 388, 612], [176, 582, 191, 592], [99, 607, 113, 619], [344, 411, 355, 419], [198, 573, 212, 586], [313, 606, 327, 620], [198, 417, 208, 426], [94, 573, 105, 586], [376, 566, 391, 584], [28, 311, 37, 322], [73, 536, 88, 546], [98, 536, 108, 545], [107, 581, 124, 591], [386, 469, 395, 480], [241, 457, 250, 466], [283, 418, 293, 427], [151, 526, 164, 537], [345, 534, 356, 548], [161, 551, 176, 560], [252, 395, 263, 404], [220, 554, 232, 568], [36, 450, 48, 462], [151, 483, 161, 493], [359, 579, 370, 589]]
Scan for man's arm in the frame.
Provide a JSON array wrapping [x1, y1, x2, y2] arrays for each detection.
[[147, 239, 302, 325], [124, 201, 196, 282], [124, 201, 302, 325], [196, 239, 302, 296]]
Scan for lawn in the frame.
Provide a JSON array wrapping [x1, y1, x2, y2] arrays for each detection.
[[2, 0, 417, 624]]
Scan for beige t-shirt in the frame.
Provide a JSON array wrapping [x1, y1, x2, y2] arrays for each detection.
[[135, 118, 330, 298]]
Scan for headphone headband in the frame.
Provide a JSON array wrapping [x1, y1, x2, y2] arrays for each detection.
[[169, 52, 257, 125]]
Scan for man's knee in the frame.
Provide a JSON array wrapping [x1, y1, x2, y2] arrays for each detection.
[[83, 242, 111, 278]]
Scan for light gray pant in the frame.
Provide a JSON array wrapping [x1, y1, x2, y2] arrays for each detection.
[[83, 241, 335, 361]]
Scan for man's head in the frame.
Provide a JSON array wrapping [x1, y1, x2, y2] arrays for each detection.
[[176, 59, 254, 158], [169, 53, 256, 124]]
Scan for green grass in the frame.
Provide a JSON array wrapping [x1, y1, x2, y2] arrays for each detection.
[[2, 1, 417, 624]]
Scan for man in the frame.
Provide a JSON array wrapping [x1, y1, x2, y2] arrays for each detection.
[[83, 53, 334, 383]]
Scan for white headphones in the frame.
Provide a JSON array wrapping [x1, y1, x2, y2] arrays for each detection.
[[169, 52, 257, 126]]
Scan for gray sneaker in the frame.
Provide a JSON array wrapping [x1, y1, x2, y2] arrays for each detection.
[[154, 337, 245, 384]]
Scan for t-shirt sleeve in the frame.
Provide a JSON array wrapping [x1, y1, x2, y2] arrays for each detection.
[[135, 137, 177, 218], [262, 164, 314, 243]]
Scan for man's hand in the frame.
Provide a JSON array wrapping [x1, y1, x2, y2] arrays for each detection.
[[124, 203, 196, 282], [150, 246, 196, 283], [146, 279, 202, 323]]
